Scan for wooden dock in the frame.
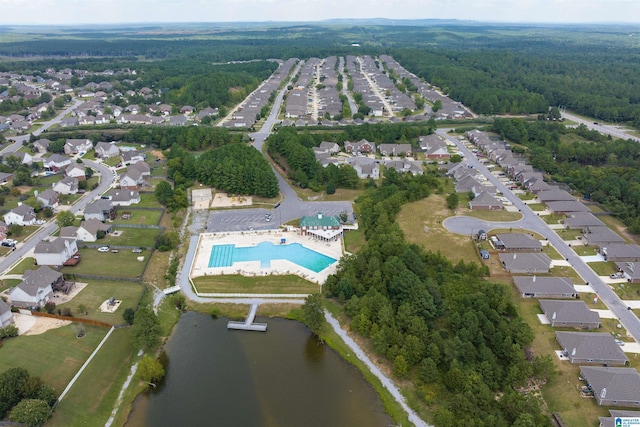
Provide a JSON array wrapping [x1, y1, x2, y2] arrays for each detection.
[[227, 303, 267, 332]]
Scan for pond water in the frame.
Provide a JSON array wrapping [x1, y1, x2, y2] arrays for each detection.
[[127, 311, 392, 427]]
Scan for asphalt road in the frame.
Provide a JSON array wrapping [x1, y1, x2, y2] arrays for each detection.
[[561, 111, 640, 143], [206, 62, 353, 233], [437, 129, 640, 344]]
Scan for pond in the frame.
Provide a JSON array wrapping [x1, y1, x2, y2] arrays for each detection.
[[127, 311, 392, 427]]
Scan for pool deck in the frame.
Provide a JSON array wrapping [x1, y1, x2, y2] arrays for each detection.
[[190, 229, 343, 286]]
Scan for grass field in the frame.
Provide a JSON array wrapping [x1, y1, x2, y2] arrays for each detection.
[[7, 256, 37, 275], [48, 328, 138, 427], [464, 209, 522, 221], [397, 194, 478, 263], [137, 193, 162, 208], [100, 227, 160, 247], [58, 280, 144, 324], [192, 274, 319, 294], [112, 209, 163, 226], [0, 325, 108, 393], [528, 203, 546, 211], [344, 228, 365, 254], [586, 261, 617, 276], [62, 250, 147, 278], [0, 278, 21, 292]]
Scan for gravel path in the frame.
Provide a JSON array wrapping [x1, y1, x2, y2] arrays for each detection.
[[324, 311, 431, 427]]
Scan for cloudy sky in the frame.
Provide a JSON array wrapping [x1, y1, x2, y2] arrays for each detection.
[[0, 0, 639, 25]]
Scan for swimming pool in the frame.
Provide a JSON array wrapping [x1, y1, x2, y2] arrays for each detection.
[[208, 241, 337, 273]]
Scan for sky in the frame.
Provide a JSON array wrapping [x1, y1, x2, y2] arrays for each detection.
[[1, 0, 640, 25]]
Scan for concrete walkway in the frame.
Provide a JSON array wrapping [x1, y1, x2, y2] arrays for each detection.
[[325, 311, 430, 427]]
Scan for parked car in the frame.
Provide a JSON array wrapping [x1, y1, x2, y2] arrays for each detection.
[[1, 240, 15, 247], [98, 246, 110, 252], [111, 249, 119, 253], [615, 339, 625, 346], [132, 248, 143, 253]]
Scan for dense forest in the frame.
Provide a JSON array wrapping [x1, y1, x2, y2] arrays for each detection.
[[491, 118, 640, 233], [326, 169, 552, 427]]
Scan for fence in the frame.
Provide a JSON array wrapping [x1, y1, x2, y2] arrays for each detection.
[[30, 310, 112, 328], [62, 273, 142, 283]]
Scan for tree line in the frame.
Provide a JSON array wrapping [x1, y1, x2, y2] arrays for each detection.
[[325, 168, 552, 427]]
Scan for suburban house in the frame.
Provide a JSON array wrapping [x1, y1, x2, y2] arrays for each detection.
[[499, 253, 551, 274], [121, 150, 145, 165], [65, 163, 86, 180], [317, 141, 340, 155], [106, 189, 140, 206], [564, 212, 605, 229], [456, 175, 488, 196], [347, 157, 379, 179], [580, 367, 640, 407], [2, 151, 33, 166], [546, 201, 590, 214], [601, 244, 640, 262], [419, 134, 450, 159], [583, 226, 625, 247], [33, 237, 79, 266], [556, 332, 628, 365], [0, 172, 13, 185], [119, 168, 146, 189], [599, 410, 640, 427], [299, 212, 343, 241], [468, 192, 503, 210], [384, 160, 424, 176], [36, 189, 59, 208], [615, 262, 640, 283], [8, 266, 62, 309], [33, 138, 51, 153], [53, 176, 79, 195], [537, 189, 576, 202], [344, 139, 375, 154], [0, 299, 13, 327], [494, 233, 542, 252], [4, 204, 36, 226], [539, 300, 601, 329], [44, 154, 73, 171], [75, 219, 112, 242], [94, 141, 120, 159], [378, 143, 412, 157], [63, 138, 93, 155], [84, 199, 115, 221], [513, 276, 577, 299]]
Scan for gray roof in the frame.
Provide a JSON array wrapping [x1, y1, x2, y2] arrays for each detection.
[[537, 189, 576, 202], [34, 237, 73, 254], [564, 212, 605, 229], [539, 300, 601, 325], [499, 252, 551, 273], [84, 199, 112, 214], [584, 226, 625, 245], [80, 219, 111, 235], [495, 233, 542, 250], [0, 299, 10, 316], [616, 262, 640, 281], [469, 192, 503, 208], [513, 276, 576, 297], [546, 201, 590, 213], [19, 265, 62, 296], [602, 244, 640, 260], [580, 367, 640, 405], [10, 204, 36, 221], [556, 332, 628, 364], [59, 226, 78, 238], [107, 189, 139, 202]]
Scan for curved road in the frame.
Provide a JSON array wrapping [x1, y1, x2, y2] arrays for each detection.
[[437, 129, 640, 344], [561, 111, 640, 143]]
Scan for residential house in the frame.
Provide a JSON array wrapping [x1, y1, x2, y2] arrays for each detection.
[[59, 117, 79, 128], [539, 300, 601, 329], [2, 151, 33, 166], [75, 219, 112, 242], [583, 226, 625, 247], [168, 115, 188, 126], [299, 212, 343, 241], [0, 299, 13, 327], [36, 189, 59, 208], [179, 105, 195, 114], [53, 176, 79, 195], [106, 189, 140, 206], [556, 332, 628, 365], [537, 189, 576, 202], [346, 157, 379, 179], [84, 199, 115, 221], [121, 150, 145, 165], [564, 212, 605, 229], [615, 262, 640, 283], [119, 162, 150, 189], [317, 141, 340, 155], [44, 154, 72, 171], [546, 201, 590, 214], [378, 143, 412, 157], [8, 266, 62, 309], [513, 276, 577, 299], [599, 410, 640, 427], [601, 244, 640, 262], [65, 163, 86, 180], [495, 233, 542, 252], [384, 160, 424, 175], [469, 192, 503, 210], [0, 172, 13, 185], [33, 237, 78, 266], [3, 204, 36, 226], [344, 139, 375, 154], [419, 134, 450, 159], [94, 141, 120, 159], [580, 367, 640, 407], [499, 252, 551, 274], [63, 138, 93, 155]]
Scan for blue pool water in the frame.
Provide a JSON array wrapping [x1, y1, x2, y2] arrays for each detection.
[[208, 241, 337, 273]]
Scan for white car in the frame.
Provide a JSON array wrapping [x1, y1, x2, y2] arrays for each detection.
[[98, 246, 110, 252], [615, 339, 625, 346]]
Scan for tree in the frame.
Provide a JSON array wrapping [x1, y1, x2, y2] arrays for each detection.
[[0, 367, 30, 417], [137, 355, 165, 386], [85, 167, 94, 178], [56, 210, 75, 228], [155, 181, 173, 206], [131, 306, 161, 350], [9, 399, 50, 427], [446, 192, 459, 210], [432, 99, 443, 112], [302, 294, 325, 337], [8, 224, 23, 237], [123, 308, 135, 325]]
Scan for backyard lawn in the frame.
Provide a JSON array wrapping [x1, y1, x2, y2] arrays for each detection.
[[112, 208, 163, 226], [137, 193, 162, 208], [58, 280, 144, 324], [192, 274, 319, 294], [0, 325, 108, 393], [100, 227, 160, 247], [62, 249, 147, 279]]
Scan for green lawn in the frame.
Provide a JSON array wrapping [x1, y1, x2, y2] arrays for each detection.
[[344, 228, 365, 254], [62, 250, 148, 279], [7, 256, 37, 275], [0, 325, 108, 393], [100, 227, 160, 247], [112, 209, 163, 226], [58, 280, 144, 325], [542, 245, 564, 260], [0, 278, 21, 292], [464, 209, 523, 221], [8, 225, 40, 243], [137, 193, 162, 208], [103, 157, 121, 167], [527, 203, 545, 211], [517, 193, 536, 201], [192, 274, 319, 294], [586, 261, 617, 276], [549, 265, 583, 282], [610, 282, 640, 300], [48, 328, 138, 427], [574, 246, 598, 256]]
